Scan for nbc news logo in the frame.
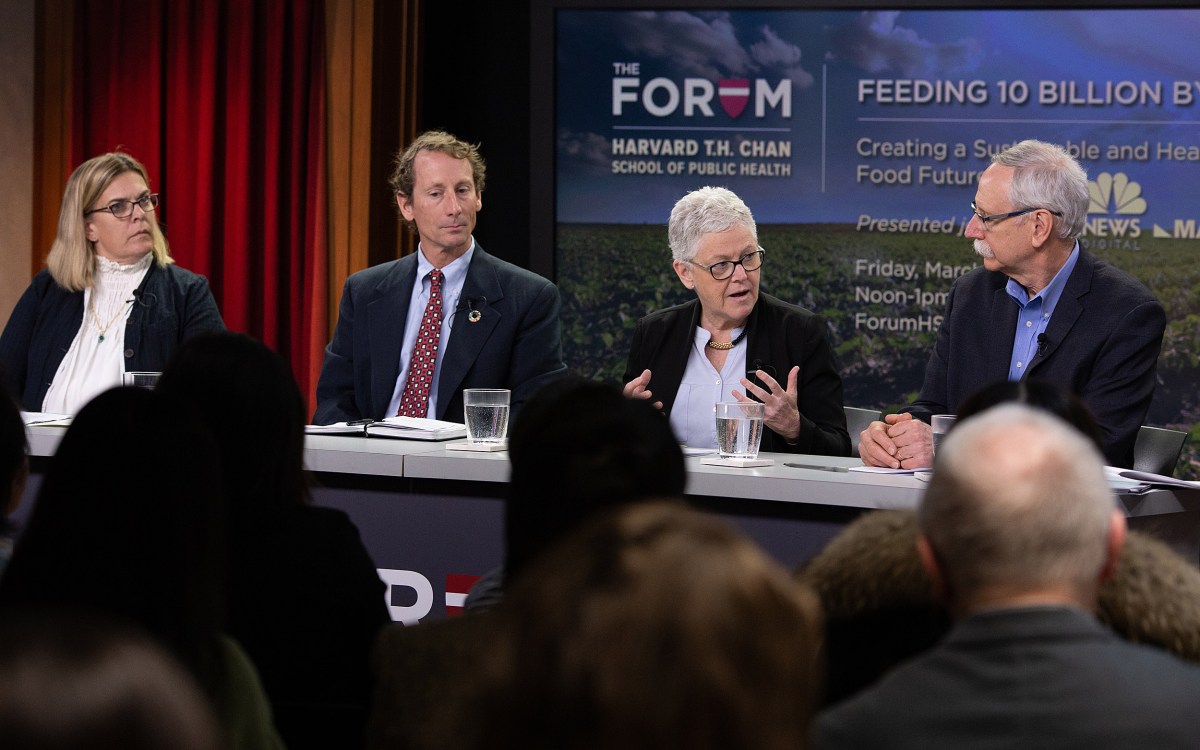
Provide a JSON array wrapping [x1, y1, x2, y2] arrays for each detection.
[[1083, 172, 1143, 249]]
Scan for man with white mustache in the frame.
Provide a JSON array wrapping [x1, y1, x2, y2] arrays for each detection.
[[858, 139, 1164, 469]]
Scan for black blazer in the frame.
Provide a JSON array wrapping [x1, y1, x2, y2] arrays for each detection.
[[623, 293, 850, 456], [313, 245, 567, 424], [907, 248, 1164, 468]]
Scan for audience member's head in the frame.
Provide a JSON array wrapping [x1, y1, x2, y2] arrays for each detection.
[[504, 377, 686, 580], [0, 390, 27, 522], [1097, 530, 1200, 663], [802, 506, 1200, 707], [470, 501, 822, 750], [0, 612, 219, 750], [0, 387, 225, 686], [955, 379, 1104, 453], [157, 332, 308, 519], [919, 404, 1122, 616], [797, 509, 949, 706]]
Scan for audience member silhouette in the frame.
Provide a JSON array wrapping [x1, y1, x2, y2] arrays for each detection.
[[955, 378, 1105, 451], [801, 508, 1200, 708], [459, 502, 823, 750], [814, 405, 1200, 749], [803, 379, 1110, 706], [0, 387, 283, 749], [0, 612, 220, 750], [466, 377, 687, 609], [369, 379, 688, 749], [0, 389, 26, 575], [157, 332, 389, 750]]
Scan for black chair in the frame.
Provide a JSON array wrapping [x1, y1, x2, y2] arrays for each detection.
[[1133, 425, 1187, 476], [844, 406, 883, 457]]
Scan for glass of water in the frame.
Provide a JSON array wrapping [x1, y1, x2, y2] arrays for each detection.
[[931, 414, 957, 457], [122, 371, 162, 390], [464, 389, 510, 444], [715, 401, 765, 459]]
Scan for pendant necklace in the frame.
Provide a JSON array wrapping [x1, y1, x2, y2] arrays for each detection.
[[89, 296, 131, 343]]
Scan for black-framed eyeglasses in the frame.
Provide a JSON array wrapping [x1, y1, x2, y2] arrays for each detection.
[[969, 201, 1061, 229], [688, 248, 765, 280], [84, 193, 159, 219]]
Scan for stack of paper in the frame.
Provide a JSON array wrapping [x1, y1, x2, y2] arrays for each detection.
[[366, 416, 467, 441], [305, 416, 467, 441]]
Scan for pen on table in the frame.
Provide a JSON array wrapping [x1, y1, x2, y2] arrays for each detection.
[[783, 463, 849, 473]]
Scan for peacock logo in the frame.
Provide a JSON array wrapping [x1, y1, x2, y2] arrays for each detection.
[[1088, 172, 1147, 216], [1082, 172, 1143, 241]]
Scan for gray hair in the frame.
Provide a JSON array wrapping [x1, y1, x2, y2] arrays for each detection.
[[667, 187, 757, 263], [919, 404, 1114, 601], [991, 140, 1089, 240]]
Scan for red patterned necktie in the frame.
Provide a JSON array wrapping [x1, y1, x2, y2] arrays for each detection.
[[397, 269, 443, 417]]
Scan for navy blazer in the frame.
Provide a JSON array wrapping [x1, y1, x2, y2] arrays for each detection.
[[623, 293, 850, 456], [313, 245, 566, 424], [907, 248, 1164, 468], [815, 607, 1200, 750], [0, 263, 225, 411]]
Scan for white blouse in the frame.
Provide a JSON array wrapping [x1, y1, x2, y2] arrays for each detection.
[[42, 254, 153, 414]]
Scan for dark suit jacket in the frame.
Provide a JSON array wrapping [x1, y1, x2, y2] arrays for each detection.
[[313, 245, 566, 424], [815, 606, 1200, 750], [0, 264, 225, 411], [907, 248, 1164, 468], [623, 293, 850, 456]]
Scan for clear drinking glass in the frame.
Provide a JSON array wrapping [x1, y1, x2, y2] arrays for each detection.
[[715, 401, 765, 459], [931, 414, 957, 456], [464, 389, 510, 444], [122, 371, 162, 390]]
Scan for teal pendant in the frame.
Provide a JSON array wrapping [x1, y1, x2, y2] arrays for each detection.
[[98, 334, 105, 343]]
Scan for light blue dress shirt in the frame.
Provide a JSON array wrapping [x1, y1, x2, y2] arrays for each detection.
[[669, 326, 748, 449], [1006, 243, 1079, 382], [386, 242, 475, 418]]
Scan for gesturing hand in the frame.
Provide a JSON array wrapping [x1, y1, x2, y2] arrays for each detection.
[[735, 366, 800, 442], [622, 368, 664, 412]]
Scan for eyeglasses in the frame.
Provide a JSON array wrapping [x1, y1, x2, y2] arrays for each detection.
[[688, 248, 765, 280], [84, 193, 159, 219], [969, 201, 1061, 229]]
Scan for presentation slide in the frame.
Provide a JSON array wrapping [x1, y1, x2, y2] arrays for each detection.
[[553, 8, 1200, 472]]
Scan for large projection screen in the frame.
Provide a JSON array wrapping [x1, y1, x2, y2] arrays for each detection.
[[534, 3, 1200, 475]]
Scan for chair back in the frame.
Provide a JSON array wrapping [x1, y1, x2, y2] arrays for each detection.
[[1133, 425, 1187, 476], [844, 406, 883, 457]]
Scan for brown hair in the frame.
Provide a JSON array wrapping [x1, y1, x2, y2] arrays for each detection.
[[388, 131, 486, 231], [462, 502, 823, 750]]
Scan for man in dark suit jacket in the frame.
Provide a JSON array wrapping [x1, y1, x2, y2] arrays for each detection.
[[859, 140, 1164, 469], [313, 131, 565, 424], [815, 405, 1200, 750]]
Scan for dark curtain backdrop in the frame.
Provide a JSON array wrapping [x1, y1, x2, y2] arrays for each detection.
[[72, 0, 328, 411]]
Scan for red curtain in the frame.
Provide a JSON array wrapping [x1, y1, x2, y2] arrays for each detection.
[[73, 0, 329, 413]]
